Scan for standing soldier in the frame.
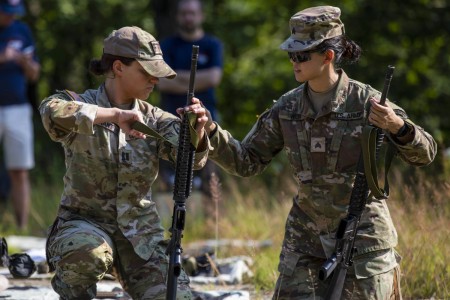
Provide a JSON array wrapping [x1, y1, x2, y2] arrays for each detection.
[[204, 6, 436, 299], [40, 26, 209, 300]]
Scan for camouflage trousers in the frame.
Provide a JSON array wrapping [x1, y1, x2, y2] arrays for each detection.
[[273, 250, 402, 300], [47, 218, 192, 300]]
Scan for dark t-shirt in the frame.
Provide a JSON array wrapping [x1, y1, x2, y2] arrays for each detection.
[[0, 20, 38, 106], [160, 34, 223, 120]]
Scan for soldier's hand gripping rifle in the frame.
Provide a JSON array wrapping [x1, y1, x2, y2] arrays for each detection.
[[166, 45, 199, 300], [318, 65, 395, 300]]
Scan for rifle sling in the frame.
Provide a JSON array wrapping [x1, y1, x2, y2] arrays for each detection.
[[132, 112, 200, 149], [361, 125, 396, 199]]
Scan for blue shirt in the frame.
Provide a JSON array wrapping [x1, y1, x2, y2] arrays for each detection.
[[0, 20, 37, 106], [160, 34, 223, 120]]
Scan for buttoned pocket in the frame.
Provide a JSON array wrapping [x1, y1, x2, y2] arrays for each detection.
[[277, 248, 301, 276], [337, 119, 365, 172], [353, 248, 399, 279]]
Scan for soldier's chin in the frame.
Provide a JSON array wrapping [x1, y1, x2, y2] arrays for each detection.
[[140, 90, 152, 100]]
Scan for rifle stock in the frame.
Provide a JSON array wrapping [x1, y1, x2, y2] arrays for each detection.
[[166, 45, 199, 300], [319, 66, 395, 299]]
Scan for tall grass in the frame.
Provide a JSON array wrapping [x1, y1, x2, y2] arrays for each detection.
[[0, 165, 448, 299], [181, 169, 450, 299], [388, 170, 450, 298]]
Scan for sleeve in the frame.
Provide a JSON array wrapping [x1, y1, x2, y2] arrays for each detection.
[[39, 93, 98, 143], [386, 100, 437, 166], [208, 104, 284, 177]]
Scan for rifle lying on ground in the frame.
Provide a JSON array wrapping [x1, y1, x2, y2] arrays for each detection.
[[166, 45, 199, 300], [318, 65, 395, 300]]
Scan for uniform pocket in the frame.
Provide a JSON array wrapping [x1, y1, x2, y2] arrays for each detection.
[[336, 119, 364, 172], [279, 112, 311, 183], [277, 248, 301, 276], [353, 248, 398, 279]]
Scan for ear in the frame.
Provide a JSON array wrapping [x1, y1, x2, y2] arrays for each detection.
[[112, 60, 123, 77], [324, 50, 335, 65]]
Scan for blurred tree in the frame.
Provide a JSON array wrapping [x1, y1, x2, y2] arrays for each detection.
[[151, 0, 178, 40], [24, 0, 155, 94], [21, 0, 449, 180]]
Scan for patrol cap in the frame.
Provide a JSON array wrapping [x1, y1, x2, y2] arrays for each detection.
[[103, 26, 176, 79], [0, 0, 25, 15], [280, 6, 344, 52]]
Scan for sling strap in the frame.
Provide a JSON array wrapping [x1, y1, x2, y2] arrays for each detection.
[[361, 125, 397, 199], [131, 111, 200, 149]]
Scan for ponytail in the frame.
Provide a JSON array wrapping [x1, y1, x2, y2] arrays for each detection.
[[315, 35, 361, 66]]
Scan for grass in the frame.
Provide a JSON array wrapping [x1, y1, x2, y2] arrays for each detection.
[[1, 166, 449, 299]]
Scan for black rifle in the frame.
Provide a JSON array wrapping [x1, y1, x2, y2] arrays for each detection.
[[166, 45, 199, 300], [318, 65, 395, 300]]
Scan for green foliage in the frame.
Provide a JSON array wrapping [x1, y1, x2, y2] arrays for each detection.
[[21, 0, 449, 180]]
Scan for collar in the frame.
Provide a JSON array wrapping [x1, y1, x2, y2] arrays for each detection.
[[298, 69, 350, 119], [95, 84, 140, 113]]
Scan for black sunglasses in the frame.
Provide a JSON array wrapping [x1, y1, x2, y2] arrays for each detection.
[[288, 51, 313, 63]]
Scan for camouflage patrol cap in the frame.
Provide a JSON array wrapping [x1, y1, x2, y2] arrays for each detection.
[[103, 26, 176, 79], [280, 6, 344, 52]]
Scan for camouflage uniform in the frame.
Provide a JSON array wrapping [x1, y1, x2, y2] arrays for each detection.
[[208, 70, 436, 299], [40, 84, 208, 299]]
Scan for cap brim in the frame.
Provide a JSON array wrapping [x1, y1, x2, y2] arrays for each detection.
[[137, 59, 176, 79], [279, 36, 322, 52]]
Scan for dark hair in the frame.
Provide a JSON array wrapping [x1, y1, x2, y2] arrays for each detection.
[[314, 35, 361, 66], [89, 54, 135, 76]]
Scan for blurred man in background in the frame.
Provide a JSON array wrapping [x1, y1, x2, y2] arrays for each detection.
[[0, 0, 40, 230], [158, 0, 223, 194]]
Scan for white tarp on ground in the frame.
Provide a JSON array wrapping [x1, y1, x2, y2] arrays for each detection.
[[0, 236, 262, 300], [0, 269, 124, 300], [0, 269, 251, 300]]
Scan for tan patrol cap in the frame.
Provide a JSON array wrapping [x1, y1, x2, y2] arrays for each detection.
[[103, 26, 176, 79], [280, 6, 345, 52]]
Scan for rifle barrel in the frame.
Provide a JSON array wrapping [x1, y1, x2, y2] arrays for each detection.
[[166, 45, 199, 300]]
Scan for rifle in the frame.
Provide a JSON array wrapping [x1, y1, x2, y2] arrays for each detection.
[[166, 45, 199, 300], [318, 65, 395, 300]]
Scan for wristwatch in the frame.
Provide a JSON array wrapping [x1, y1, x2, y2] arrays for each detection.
[[395, 122, 410, 138]]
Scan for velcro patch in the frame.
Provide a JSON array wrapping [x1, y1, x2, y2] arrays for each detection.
[[311, 137, 326, 152]]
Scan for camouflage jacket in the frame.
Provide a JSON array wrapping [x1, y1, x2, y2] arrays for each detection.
[[39, 85, 209, 261], [209, 70, 436, 267]]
